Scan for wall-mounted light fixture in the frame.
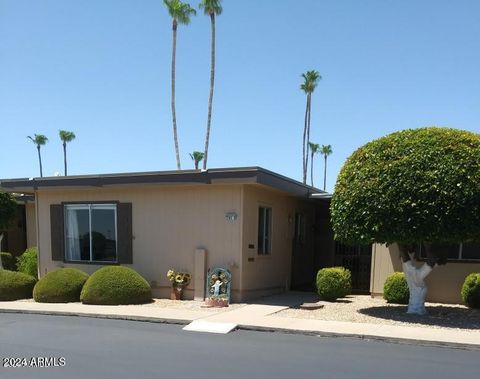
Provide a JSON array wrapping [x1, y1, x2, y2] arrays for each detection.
[[225, 211, 238, 222]]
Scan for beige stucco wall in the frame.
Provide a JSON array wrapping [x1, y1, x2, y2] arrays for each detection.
[[371, 244, 480, 304], [35, 184, 243, 300], [240, 185, 314, 300], [25, 203, 37, 248]]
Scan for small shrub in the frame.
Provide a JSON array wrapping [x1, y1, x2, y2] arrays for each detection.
[[80, 266, 152, 305], [461, 273, 480, 309], [16, 247, 38, 279], [316, 267, 352, 301], [33, 268, 89, 303], [1, 252, 16, 271], [0, 269, 36, 301], [383, 272, 409, 304]]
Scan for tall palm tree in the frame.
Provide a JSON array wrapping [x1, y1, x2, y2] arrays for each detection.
[[59, 130, 76, 176], [308, 142, 320, 187], [320, 144, 333, 191], [300, 70, 321, 184], [27, 134, 48, 177], [164, 0, 196, 170], [199, 0, 223, 170], [189, 151, 205, 169]]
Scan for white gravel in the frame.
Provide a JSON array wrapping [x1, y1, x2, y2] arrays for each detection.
[[275, 295, 480, 331]]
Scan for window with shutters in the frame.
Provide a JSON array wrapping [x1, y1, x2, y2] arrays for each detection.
[[64, 204, 117, 262]]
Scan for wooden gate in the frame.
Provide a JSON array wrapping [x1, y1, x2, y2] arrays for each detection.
[[334, 243, 372, 293]]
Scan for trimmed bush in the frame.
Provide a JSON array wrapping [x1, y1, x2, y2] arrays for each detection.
[[1, 252, 16, 271], [461, 273, 480, 309], [33, 268, 89, 303], [16, 247, 38, 279], [0, 269, 36, 301], [80, 266, 152, 305], [383, 272, 409, 304], [316, 267, 352, 301]]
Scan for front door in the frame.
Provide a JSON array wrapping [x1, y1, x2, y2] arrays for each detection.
[[334, 242, 372, 293]]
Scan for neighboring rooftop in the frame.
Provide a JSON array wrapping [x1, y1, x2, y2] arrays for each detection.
[[0, 167, 329, 199]]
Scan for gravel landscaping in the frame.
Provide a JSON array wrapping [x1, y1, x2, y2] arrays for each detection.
[[275, 295, 480, 331]]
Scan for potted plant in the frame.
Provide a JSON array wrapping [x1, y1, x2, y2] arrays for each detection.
[[167, 269, 191, 300]]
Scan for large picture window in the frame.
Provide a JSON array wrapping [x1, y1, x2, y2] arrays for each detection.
[[64, 204, 117, 262], [258, 206, 272, 255], [418, 242, 480, 262]]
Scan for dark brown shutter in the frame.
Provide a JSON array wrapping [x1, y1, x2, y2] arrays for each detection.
[[117, 203, 133, 264], [50, 204, 64, 261]]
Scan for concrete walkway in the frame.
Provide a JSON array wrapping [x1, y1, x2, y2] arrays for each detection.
[[0, 296, 479, 350]]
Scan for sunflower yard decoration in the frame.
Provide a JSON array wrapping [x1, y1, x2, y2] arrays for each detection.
[[167, 269, 191, 300]]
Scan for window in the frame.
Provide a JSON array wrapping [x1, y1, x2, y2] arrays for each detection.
[[294, 213, 306, 244], [64, 204, 117, 262], [418, 242, 480, 262], [258, 206, 272, 255]]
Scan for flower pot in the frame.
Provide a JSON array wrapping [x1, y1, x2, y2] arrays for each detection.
[[170, 284, 184, 300]]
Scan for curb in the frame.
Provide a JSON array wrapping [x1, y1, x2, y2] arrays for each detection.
[[1, 309, 479, 352]]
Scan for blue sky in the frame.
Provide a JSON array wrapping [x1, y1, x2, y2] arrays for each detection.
[[1, 0, 479, 192]]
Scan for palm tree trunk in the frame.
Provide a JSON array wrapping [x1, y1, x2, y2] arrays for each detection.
[[304, 94, 312, 183], [37, 145, 43, 177], [323, 154, 327, 191], [203, 13, 216, 170], [310, 150, 314, 187], [302, 96, 309, 184], [63, 142, 67, 176], [171, 20, 181, 170], [194, 159, 199, 170]]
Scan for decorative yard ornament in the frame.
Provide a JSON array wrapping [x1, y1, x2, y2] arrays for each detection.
[[331, 127, 480, 315], [205, 267, 231, 307]]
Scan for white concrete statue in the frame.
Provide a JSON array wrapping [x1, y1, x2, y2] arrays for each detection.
[[212, 280, 223, 296]]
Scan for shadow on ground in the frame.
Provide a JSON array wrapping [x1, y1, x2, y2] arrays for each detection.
[[359, 305, 480, 330]]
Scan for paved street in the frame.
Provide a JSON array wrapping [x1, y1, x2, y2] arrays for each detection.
[[0, 314, 478, 379]]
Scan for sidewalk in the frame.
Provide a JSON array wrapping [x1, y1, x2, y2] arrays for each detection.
[[0, 295, 479, 350]]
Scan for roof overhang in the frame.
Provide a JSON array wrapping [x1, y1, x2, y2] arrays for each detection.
[[0, 167, 327, 199]]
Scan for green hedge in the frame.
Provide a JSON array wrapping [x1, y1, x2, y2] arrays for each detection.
[[0, 269, 36, 301], [316, 267, 352, 301], [16, 247, 38, 279], [1, 252, 16, 271], [33, 268, 89, 303], [461, 273, 480, 309], [80, 266, 152, 305], [383, 272, 409, 304]]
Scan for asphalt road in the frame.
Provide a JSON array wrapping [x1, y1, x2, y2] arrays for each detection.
[[0, 314, 478, 379]]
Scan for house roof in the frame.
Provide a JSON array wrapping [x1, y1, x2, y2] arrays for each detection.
[[0, 167, 328, 199]]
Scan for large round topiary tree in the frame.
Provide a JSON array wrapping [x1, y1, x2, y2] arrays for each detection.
[[331, 127, 480, 314]]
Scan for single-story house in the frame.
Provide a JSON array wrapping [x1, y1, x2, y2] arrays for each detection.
[[0, 167, 344, 302]]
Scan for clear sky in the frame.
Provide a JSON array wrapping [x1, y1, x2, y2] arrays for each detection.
[[1, 0, 479, 192]]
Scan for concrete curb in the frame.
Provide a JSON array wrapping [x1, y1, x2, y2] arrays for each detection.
[[1, 309, 479, 352]]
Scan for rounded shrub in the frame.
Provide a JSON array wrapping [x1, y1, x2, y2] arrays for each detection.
[[1, 252, 16, 271], [331, 127, 480, 246], [461, 273, 480, 309], [16, 247, 38, 279], [383, 272, 409, 304], [316, 267, 352, 301], [0, 269, 36, 301], [80, 266, 152, 305], [33, 268, 89, 303]]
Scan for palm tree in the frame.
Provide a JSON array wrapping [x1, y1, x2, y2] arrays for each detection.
[[300, 70, 321, 184], [308, 142, 320, 187], [59, 130, 76, 176], [320, 144, 333, 191], [189, 151, 205, 169], [199, 0, 223, 170], [164, 0, 196, 170], [27, 134, 48, 177]]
